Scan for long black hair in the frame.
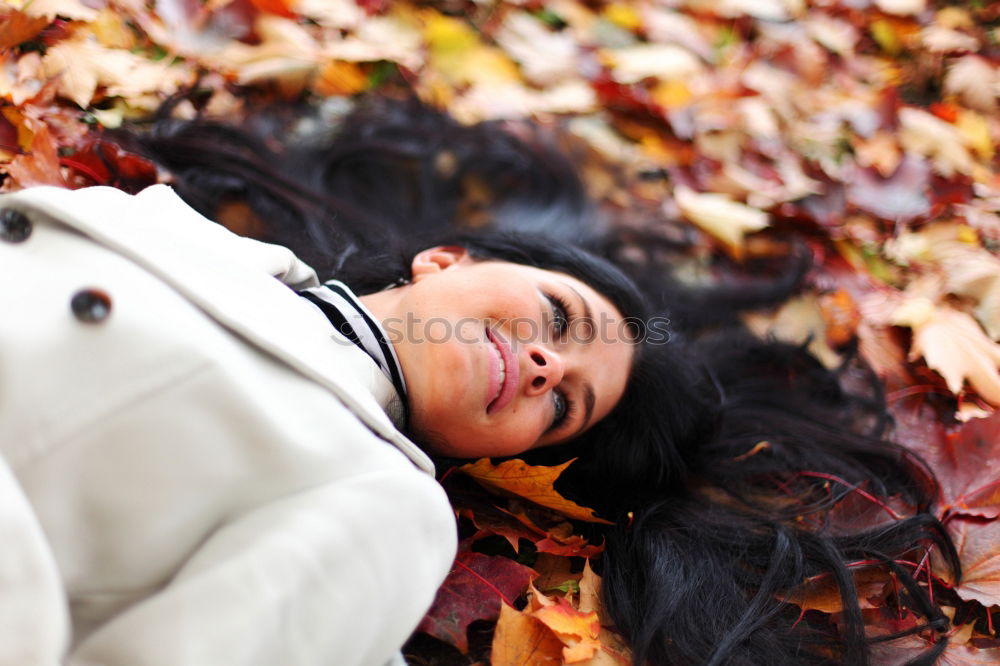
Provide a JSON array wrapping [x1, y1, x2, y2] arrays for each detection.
[[121, 96, 958, 665]]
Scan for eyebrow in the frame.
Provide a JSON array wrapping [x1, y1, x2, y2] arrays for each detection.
[[563, 282, 593, 335], [571, 381, 596, 439]]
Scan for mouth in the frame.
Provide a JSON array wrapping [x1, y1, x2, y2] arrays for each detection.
[[485, 326, 518, 414]]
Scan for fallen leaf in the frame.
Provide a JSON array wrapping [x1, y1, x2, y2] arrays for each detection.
[[673, 185, 770, 258], [846, 156, 930, 221], [944, 56, 998, 114], [935, 517, 1000, 608], [893, 302, 1000, 405], [852, 130, 902, 177], [575, 562, 632, 665], [603, 44, 703, 84], [906, 413, 1000, 520], [494, 12, 579, 87], [4, 119, 65, 188], [532, 553, 579, 593], [818, 289, 861, 348], [491, 602, 564, 666], [744, 294, 842, 369], [209, 15, 320, 89], [0, 10, 50, 50], [532, 596, 601, 663], [417, 548, 537, 652], [21, 0, 97, 21], [313, 60, 368, 97], [42, 34, 187, 108], [459, 459, 612, 524], [779, 567, 891, 613], [874, 0, 926, 16], [872, 633, 1000, 666], [898, 108, 976, 178], [60, 137, 158, 192], [424, 12, 520, 87]]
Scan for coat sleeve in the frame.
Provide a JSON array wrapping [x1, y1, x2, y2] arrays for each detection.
[[67, 467, 457, 666], [0, 456, 69, 666]]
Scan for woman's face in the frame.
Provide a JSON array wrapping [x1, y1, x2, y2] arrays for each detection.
[[360, 247, 636, 458]]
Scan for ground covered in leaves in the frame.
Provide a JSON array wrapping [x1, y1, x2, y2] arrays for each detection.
[[2, 0, 999, 664]]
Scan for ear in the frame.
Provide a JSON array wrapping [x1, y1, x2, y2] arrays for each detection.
[[410, 246, 472, 281]]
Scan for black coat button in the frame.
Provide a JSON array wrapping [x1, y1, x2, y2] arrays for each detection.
[[0, 209, 32, 243], [71, 289, 112, 323]]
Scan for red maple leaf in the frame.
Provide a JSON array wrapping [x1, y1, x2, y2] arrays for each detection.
[[417, 546, 536, 652]]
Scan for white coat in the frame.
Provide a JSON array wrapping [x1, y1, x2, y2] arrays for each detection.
[[0, 185, 457, 666]]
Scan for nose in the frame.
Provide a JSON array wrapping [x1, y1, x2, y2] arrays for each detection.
[[524, 344, 565, 396]]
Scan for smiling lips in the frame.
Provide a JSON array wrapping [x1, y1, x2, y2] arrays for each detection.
[[485, 326, 518, 414]]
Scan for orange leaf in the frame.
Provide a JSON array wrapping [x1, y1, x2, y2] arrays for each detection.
[[777, 567, 890, 613], [248, 0, 299, 18], [314, 61, 368, 97], [0, 10, 50, 51], [491, 602, 564, 666], [531, 597, 601, 663], [459, 458, 612, 524]]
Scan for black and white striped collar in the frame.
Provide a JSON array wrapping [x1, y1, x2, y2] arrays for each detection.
[[298, 280, 409, 424]]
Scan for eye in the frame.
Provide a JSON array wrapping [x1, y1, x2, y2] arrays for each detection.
[[549, 389, 575, 432], [545, 292, 572, 338]]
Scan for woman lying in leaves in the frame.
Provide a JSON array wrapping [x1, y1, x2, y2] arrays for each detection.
[[0, 97, 958, 666]]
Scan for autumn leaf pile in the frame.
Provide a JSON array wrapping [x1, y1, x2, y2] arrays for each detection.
[[3, 0, 1000, 663]]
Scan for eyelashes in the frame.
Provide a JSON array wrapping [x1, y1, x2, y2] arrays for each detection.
[[545, 292, 572, 338], [544, 291, 574, 431]]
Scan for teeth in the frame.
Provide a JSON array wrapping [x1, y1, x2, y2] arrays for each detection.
[[492, 339, 506, 402]]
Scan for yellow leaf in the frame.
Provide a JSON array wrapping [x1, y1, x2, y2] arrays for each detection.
[[602, 4, 641, 32], [424, 12, 519, 86], [650, 79, 692, 109], [956, 110, 995, 162], [870, 19, 903, 55], [459, 458, 612, 524], [674, 185, 769, 258], [89, 8, 136, 50]]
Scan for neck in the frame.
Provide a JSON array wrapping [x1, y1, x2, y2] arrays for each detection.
[[358, 286, 409, 332]]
